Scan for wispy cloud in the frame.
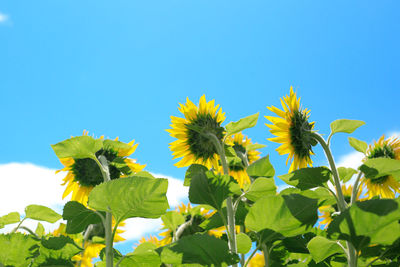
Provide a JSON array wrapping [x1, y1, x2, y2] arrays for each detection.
[[0, 162, 187, 241], [0, 12, 9, 23]]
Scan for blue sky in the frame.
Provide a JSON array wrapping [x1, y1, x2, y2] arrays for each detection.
[[1, 0, 399, 255]]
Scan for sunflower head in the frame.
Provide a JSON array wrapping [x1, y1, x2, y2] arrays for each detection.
[[362, 135, 400, 199], [56, 131, 145, 204], [167, 95, 226, 169], [266, 87, 316, 172], [224, 132, 261, 187]]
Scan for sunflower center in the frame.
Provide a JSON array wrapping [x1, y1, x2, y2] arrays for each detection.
[[71, 149, 121, 187], [289, 110, 314, 159], [367, 144, 395, 184], [186, 113, 224, 160]]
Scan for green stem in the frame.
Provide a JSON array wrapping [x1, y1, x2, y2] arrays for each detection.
[[19, 226, 39, 238], [207, 133, 238, 265], [12, 217, 26, 233], [94, 155, 113, 267], [239, 225, 245, 266], [262, 243, 270, 267], [312, 132, 357, 267], [244, 243, 262, 267], [351, 172, 363, 205]]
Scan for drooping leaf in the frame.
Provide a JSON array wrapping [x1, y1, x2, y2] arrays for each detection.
[[348, 137, 368, 154], [51, 135, 103, 160], [245, 177, 276, 202], [330, 119, 365, 135], [307, 236, 343, 263], [245, 194, 318, 237], [225, 113, 259, 137], [360, 158, 400, 181], [184, 164, 208, 187], [62, 201, 104, 234], [337, 167, 358, 183], [25, 205, 62, 223], [0, 212, 20, 229], [236, 233, 252, 254], [188, 170, 241, 210], [278, 167, 331, 190], [88, 176, 169, 223], [0, 233, 39, 267], [159, 233, 239, 266], [161, 211, 185, 232], [327, 198, 400, 250], [246, 155, 275, 178]]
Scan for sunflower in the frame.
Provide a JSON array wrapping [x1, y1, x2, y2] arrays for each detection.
[[361, 135, 400, 199], [138, 235, 164, 247], [223, 132, 261, 188], [248, 252, 265, 267], [56, 131, 145, 205], [167, 95, 226, 169], [265, 87, 315, 172]]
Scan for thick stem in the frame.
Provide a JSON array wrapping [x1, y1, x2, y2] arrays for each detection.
[[207, 133, 238, 265], [351, 172, 363, 205], [262, 243, 270, 267]]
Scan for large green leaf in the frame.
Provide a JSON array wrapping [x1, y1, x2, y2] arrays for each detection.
[[159, 233, 239, 266], [225, 113, 259, 137], [245, 177, 276, 202], [327, 198, 400, 250], [0, 233, 39, 267], [330, 119, 365, 135], [25, 205, 62, 223], [0, 212, 20, 229], [184, 164, 208, 186], [337, 167, 357, 183], [246, 155, 275, 178], [161, 211, 185, 232], [360, 158, 400, 181], [245, 194, 318, 237], [278, 167, 331, 190], [307, 236, 343, 263], [188, 170, 241, 210], [200, 201, 249, 230], [51, 135, 103, 159], [348, 137, 368, 154], [62, 201, 103, 234], [88, 176, 169, 222]]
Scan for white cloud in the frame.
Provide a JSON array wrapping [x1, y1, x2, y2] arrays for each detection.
[[0, 162, 187, 241], [336, 151, 364, 169], [0, 13, 9, 23]]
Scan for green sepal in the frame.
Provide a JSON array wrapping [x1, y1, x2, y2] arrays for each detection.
[[225, 113, 259, 137], [0, 233, 39, 266], [278, 167, 331, 190], [25, 205, 62, 223], [51, 135, 103, 160], [348, 137, 368, 154], [88, 175, 169, 223], [246, 155, 275, 179], [330, 119, 365, 135]]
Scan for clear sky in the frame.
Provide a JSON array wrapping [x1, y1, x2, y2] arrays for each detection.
[[1, 0, 399, 255]]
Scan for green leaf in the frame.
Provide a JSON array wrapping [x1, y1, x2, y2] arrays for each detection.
[[88, 176, 169, 222], [348, 137, 368, 154], [25, 205, 62, 223], [225, 113, 259, 137], [119, 242, 161, 267], [35, 222, 45, 238], [62, 201, 104, 234], [0, 212, 20, 229], [103, 139, 132, 154], [159, 233, 239, 266], [246, 155, 275, 178], [161, 211, 185, 231], [360, 158, 400, 181], [0, 233, 39, 267], [327, 198, 400, 250], [307, 236, 343, 263], [246, 143, 267, 151], [200, 202, 249, 230], [236, 233, 252, 254], [278, 167, 331, 190], [337, 167, 358, 183], [51, 135, 103, 160], [134, 171, 155, 179], [245, 194, 318, 237], [245, 177, 276, 202], [330, 119, 365, 135], [184, 164, 208, 187], [188, 170, 241, 210]]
